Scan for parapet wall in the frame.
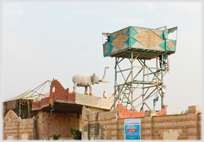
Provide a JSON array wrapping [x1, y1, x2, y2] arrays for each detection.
[[3, 110, 34, 140], [82, 105, 201, 140], [32, 79, 114, 111]]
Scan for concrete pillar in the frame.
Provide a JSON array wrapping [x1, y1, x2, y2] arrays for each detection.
[[16, 121, 19, 140], [187, 105, 201, 140], [110, 113, 117, 140], [81, 115, 89, 140], [143, 110, 156, 140], [3, 122, 6, 140], [79, 114, 82, 131]]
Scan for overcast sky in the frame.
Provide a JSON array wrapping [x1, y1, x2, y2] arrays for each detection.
[[0, 1, 202, 114]]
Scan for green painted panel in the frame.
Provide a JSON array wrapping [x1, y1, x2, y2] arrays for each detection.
[[131, 27, 138, 36], [126, 38, 129, 46], [109, 44, 113, 53], [159, 42, 166, 50], [164, 29, 168, 39], [172, 40, 176, 45], [103, 43, 106, 56], [171, 47, 176, 51], [131, 37, 137, 46], [160, 33, 164, 39], [104, 50, 106, 56], [103, 26, 177, 57], [166, 46, 171, 51], [159, 45, 165, 50], [109, 35, 114, 42], [103, 43, 106, 48], [126, 27, 130, 36]]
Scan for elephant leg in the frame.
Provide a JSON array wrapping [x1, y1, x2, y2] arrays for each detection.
[[89, 84, 94, 96], [73, 83, 77, 94], [84, 86, 88, 95]]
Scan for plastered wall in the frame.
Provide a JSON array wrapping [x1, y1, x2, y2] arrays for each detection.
[[3, 110, 34, 140], [82, 105, 201, 140]]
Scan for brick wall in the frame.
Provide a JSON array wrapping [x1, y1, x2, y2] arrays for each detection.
[[32, 79, 114, 111], [82, 106, 118, 140], [36, 111, 79, 140], [49, 79, 75, 102], [82, 104, 202, 140], [32, 79, 75, 110], [3, 110, 34, 140], [50, 79, 68, 100], [116, 103, 167, 118], [118, 103, 145, 118]]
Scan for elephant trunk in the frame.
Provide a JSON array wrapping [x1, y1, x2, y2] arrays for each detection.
[[99, 66, 111, 83], [101, 66, 109, 80], [101, 80, 111, 83]]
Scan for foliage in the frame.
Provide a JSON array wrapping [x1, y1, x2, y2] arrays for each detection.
[[53, 134, 60, 140], [70, 128, 81, 140], [173, 110, 188, 115], [181, 110, 188, 114], [184, 110, 188, 114]]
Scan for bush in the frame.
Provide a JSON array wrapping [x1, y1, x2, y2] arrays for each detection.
[[53, 134, 60, 140], [70, 128, 81, 140], [181, 110, 188, 114]]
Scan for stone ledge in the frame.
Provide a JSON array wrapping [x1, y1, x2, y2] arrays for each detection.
[[76, 93, 114, 110]]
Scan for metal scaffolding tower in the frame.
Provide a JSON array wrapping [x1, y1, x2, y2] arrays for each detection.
[[113, 53, 169, 111], [102, 26, 177, 111]]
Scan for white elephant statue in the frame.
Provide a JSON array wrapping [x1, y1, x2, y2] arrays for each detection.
[[72, 66, 110, 96]]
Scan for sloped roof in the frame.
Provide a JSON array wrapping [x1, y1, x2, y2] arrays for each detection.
[[39, 92, 50, 100], [3, 90, 39, 102]]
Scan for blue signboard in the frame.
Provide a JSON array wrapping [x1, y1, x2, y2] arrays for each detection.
[[124, 119, 141, 140]]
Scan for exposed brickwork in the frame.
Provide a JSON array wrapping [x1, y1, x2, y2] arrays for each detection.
[[32, 79, 75, 110], [68, 92, 75, 102], [118, 103, 145, 118], [117, 103, 168, 118], [32, 79, 114, 111], [32, 97, 50, 109], [37, 111, 79, 140], [50, 79, 68, 100], [32, 101, 40, 108], [156, 105, 168, 116], [40, 97, 50, 106]]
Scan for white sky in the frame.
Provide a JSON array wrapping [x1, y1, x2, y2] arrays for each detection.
[[0, 1, 203, 115]]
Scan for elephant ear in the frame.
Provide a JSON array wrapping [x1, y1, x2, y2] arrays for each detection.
[[91, 73, 96, 83]]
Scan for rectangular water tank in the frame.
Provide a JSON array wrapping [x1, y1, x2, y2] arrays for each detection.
[[103, 26, 177, 59]]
